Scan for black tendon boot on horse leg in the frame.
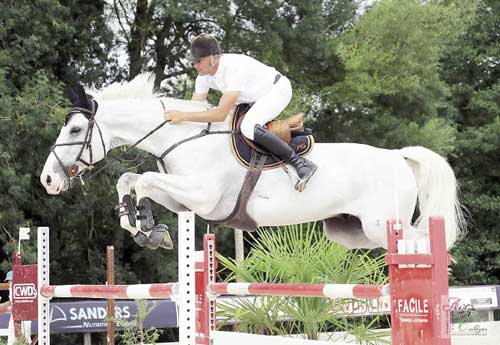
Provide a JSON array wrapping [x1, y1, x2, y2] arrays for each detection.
[[253, 125, 317, 191], [136, 197, 174, 250]]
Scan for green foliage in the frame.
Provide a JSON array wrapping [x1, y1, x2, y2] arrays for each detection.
[[13, 337, 29, 345], [439, 0, 500, 285], [0, 334, 29, 344], [397, 118, 457, 155], [0, 70, 65, 262], [0, 1, 498, 330], [115, 300, 163, 345], [0, 0, 116, 87], [312, 0, 480, 149], [331, 0, 477, 113], [216, 223, 388, 342], [450, 231, 500, 285]]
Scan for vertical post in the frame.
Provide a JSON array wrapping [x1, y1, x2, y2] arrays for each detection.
[[107, 246, 115, 345], [84, 332, 91, 345], [387, 217, 451, 345], [195, 249, 207, 344], [199, 234, 216, 345], [429, 217, 451, 345], [37, 227, 50, 345], [178, 212, 196, 345], [13, 253, 21, 341], [234, 229, 244, 263]]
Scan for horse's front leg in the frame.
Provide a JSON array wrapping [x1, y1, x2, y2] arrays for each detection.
[[133, 171, 223, 249], [115, 172, 141, 235]]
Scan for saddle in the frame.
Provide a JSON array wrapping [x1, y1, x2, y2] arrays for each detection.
[[230, 103, 314, 169], [209, 104, 315, 232]]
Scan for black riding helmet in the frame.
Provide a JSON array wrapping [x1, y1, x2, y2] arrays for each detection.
[[187, 34, 221, 62]]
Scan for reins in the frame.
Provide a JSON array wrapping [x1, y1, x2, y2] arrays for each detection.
[[59, 99, 235, 184]]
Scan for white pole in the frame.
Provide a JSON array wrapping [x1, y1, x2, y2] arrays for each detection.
[[83, 332, 91, 345], [234, 229, 244, 263], [177, 212, 196, 345], [37, 227, 50, 345]]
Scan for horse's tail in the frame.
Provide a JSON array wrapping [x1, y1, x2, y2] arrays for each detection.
[[399, 146, 465, 248]]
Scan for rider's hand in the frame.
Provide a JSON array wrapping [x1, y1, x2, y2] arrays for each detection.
[[164, 110, 186, 124]]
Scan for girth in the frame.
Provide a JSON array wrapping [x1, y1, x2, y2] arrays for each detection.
[[208, 151, 267, 231]]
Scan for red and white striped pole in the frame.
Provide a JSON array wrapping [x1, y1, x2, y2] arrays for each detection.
[[208, 282, 388, 299], [39, 283, 176, 299]]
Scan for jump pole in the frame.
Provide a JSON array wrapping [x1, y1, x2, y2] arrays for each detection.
[[36, 212, 196, 345], [34, 212, 450, 345], [192, 216, 451, 345]]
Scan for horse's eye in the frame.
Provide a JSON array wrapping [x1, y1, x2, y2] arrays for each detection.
[[70, 127, 82, 134]]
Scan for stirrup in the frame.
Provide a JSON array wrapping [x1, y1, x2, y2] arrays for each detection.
[[294, 165, 318, 192]]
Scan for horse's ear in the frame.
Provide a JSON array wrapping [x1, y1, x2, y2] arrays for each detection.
[[75, 83, 93, 110], [75, 83, 86, 101], [66, 85, 79, 105]]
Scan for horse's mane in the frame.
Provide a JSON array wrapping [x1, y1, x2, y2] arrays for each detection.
[[91, 73, 157, 101], [90, 72, 211, 112]]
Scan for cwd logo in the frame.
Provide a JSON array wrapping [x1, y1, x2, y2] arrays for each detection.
[[13, 283, 37, 300]]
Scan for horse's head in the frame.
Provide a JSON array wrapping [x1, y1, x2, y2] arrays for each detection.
[[41, 84, 108, 194]]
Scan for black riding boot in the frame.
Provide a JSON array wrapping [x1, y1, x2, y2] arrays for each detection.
[[254, 125, 318, 191]]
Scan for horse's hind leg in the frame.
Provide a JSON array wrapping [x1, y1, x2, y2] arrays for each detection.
[[360, 204, 428, 249], [400, 221, 430, 252]]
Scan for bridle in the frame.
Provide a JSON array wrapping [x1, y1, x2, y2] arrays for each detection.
[[50, 98, 234, 186], [50, 98, 107, 181]]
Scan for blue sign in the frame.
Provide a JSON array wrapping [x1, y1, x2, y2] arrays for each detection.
[[0, 300, 177, 334]]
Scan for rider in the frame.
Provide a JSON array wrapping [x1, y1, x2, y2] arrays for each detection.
[[164, 33, 317, 191]]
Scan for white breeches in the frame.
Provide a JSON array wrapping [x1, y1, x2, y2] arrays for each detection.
[[240, 76, 292, 140]]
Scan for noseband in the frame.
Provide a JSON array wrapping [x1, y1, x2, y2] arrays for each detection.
[[50, 99, 107, 181]]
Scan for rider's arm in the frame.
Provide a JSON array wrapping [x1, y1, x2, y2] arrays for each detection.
[[181, 91, 240, 122], [191, 92, 208, 102]]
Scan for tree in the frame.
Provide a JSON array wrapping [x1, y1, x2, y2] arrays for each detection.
[[440, 0, 500, 285], [313, 0, 478, 150], [0, 0, 117, 87]]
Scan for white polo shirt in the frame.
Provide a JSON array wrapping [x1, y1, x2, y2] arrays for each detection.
[[194, 54, 280, 104]]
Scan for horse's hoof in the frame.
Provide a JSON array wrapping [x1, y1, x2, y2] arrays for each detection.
[[148, 224, 173, 250], [133, 231, 148, 247], [137, 197, 154, 232], [159, 230, 174, 250]]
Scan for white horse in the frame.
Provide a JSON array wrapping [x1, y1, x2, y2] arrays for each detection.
[[40, 73, 464, 249]]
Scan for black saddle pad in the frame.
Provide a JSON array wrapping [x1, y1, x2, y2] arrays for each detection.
[[230, 103, 315, 170]]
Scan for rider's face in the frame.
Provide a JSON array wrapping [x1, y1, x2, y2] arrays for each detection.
[[193, 56, 218, 76]]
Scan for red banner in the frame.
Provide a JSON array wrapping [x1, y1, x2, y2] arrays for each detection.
[[12, 264, 38, 321]]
